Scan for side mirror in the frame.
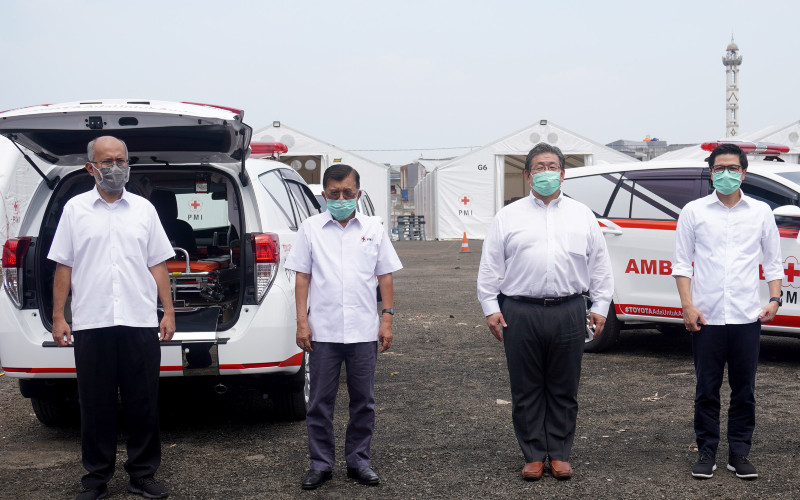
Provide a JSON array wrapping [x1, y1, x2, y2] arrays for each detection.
[[773, 205, 800, 229], [773, 205, 800, 217]]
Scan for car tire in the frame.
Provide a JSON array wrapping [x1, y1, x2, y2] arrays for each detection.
[[30, 396, 80, 427], [272, 352, 309, 421], [584, 300, 621, 353]]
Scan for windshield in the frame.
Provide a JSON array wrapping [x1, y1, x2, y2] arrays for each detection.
[[776, 171, 800, 186]]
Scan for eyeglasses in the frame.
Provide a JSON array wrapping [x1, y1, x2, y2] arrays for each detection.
[[710, 164, 743, 174], [90, 158, 130, 168], [325, 189, 359, 200], [531, 163, 561, 174]]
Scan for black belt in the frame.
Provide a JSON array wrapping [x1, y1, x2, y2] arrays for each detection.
[[508, 293, 583, 307]]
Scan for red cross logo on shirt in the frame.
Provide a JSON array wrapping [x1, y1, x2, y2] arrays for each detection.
[[460, 196, 470, 206], [362, 236, 366, 242]]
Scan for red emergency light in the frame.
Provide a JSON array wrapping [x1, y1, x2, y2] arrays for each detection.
[[181, 102, 244, 117], [701, 141, 790, 155], [250, 142, 289, 158]]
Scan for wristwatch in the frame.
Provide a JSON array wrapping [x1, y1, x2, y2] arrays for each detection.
[[769, 297, 782, 307], [381, 308, 394, 316]]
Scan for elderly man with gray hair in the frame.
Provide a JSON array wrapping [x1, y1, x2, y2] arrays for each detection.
[[49, 136, 176, 500], [478, 143, 614, 481]]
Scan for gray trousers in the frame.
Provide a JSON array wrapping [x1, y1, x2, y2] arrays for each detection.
[[307, 341, 378, 470], [502, 295, 585, 462]]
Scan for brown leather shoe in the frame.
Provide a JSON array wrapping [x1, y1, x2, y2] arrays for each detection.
[[521, 461, 544, 481], [550, 460, 573, 480]]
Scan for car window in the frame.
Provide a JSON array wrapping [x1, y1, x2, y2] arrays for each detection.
[[359, 192, 376, 216], [628, 178, 700, 220], [286, 181, 313, 222], [561, 173, 621, 216], [608, 180, 633, 218], [741, 174, 799, 209], [259, 170, 297, 228]]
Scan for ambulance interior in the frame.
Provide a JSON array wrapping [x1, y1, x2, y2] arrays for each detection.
[[37, 168, 244, 333]]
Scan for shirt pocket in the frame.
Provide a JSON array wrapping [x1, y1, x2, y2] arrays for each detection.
[[565, 231, 587, 258]]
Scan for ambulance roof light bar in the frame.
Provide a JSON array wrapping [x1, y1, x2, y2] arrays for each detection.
[[701, 141, 790, 155], [250, 142, 289, 159]]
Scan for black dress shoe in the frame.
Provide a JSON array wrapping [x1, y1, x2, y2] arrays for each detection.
[[347, 466, 380, 485], [301, 469, 332, 490]]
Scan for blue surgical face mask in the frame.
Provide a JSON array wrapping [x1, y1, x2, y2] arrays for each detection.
[[712, 170, 742, 195], [531, 171, 561, 197], [327, 198, 358, 220]]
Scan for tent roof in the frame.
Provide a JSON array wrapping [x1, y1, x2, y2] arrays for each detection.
[[252, 123, 389, 171], [432, 119, 637, 172]]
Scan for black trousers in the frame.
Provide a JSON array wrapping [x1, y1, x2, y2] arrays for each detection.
[[502, 295, 585, 462], [692, 321, 760, 458], [73, 326, 162, 488]]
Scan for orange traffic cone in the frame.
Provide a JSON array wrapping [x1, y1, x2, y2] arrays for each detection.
[[461, 232, 470, 253]]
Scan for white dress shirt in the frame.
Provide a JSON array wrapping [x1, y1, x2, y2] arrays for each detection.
[[477, 191, 614, 317], [672, 191, 783, 325], [285, 211, 403, 343], [48, 187, 175, 331]]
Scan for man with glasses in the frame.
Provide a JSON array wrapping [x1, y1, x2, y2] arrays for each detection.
[[478, 143, 613, 481], [49, 136, 175, 499], [673, 143, 783, 481], [285, 164, 402, 490]]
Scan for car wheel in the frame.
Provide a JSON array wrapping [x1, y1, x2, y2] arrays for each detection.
[[30, 396, 80, 427], [583, 298, 621, 353], [272, 352, 309, 421]]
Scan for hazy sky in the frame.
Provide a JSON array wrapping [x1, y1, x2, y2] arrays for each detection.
[[2, 0, 797, 165]]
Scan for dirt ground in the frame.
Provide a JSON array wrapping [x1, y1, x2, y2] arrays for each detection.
[[3, 240, 800, 499]]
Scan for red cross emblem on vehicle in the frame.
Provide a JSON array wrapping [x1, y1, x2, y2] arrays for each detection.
[[783, 257, 800, 289], [785, 261, 800, 282], [189, 199, 202, 212]]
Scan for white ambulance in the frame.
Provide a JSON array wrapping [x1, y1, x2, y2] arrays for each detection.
[[0, 100, 319, 425], [561, 144, 800, 352]]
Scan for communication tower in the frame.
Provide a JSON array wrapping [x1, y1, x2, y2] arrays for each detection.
[[723, 36, 742, 137]]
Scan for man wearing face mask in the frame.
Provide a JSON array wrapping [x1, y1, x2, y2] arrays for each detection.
[[477, 143, 613, 481], [48, 136, 175, 500], [673, 143, 782, 481], [285, 164, 402, 490]]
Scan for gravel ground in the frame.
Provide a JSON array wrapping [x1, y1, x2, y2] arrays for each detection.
[[2, 240, 800, 499]]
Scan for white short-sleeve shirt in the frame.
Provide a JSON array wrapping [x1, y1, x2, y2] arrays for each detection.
[[285, 211, 403, 343], [48, 187, 175, 331]]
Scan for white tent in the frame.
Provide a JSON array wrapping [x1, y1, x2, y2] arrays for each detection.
[[657, 120, 800, 163], [414, 120, 637, 240], [251, 123, 391, 227], [0, 137, 46, 243]]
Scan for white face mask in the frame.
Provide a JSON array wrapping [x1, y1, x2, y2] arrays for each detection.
[[92, 164, 130, 193]]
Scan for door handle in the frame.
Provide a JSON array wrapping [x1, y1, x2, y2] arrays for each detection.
[[602, 228, 623, 236]]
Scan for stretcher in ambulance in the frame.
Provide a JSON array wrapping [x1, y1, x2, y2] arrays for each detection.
[[561, 142, 800, 352], [0, 100, 320, 425]]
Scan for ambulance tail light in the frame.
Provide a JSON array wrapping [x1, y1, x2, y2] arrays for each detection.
[[250, 142, 288, 159], [2, 238, 31, 308], [252, 233, 280, 303]]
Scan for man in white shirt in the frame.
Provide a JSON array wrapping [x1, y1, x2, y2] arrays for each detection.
[[477, 143, 614, 481], [285, 164, 402, 490], [673, 143, 783, 481], [48, 136, 176, 500]]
